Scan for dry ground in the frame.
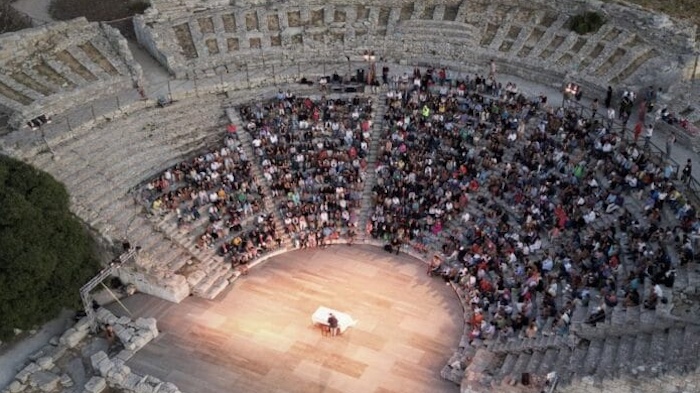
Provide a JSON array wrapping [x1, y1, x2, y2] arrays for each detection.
[[622, 0, 700, 28], [49, 0, 147, 22]]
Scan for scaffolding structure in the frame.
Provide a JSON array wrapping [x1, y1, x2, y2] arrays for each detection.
[[79, 248, 137, 332]]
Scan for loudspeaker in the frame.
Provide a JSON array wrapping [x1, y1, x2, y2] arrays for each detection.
[[521, 373, 530, 386]]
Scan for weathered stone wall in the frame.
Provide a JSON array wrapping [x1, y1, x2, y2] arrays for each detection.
[[133, 15, 177, 76], [136, 0, 696, 99], [0, 18, 144, 130], [116, 263, 190, 304], [0, 308, 181, 393]]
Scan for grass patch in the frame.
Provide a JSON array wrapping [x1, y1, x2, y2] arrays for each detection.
[[567, 11, 606, 35], [0, 0, 32, 33]]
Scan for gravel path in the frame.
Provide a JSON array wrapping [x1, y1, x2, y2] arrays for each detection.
[[11, 0, 54, 25], [0, 310, 75, 389]]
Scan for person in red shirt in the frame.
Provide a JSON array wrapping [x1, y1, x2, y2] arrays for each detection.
[[633, 122, 643, 143]]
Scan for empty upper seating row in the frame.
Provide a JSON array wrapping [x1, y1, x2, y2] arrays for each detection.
[[0, 18, 143, 130], [134, 0, 692, 92]]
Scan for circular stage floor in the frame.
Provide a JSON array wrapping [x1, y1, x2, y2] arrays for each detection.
[[112, 245, 463, 393]]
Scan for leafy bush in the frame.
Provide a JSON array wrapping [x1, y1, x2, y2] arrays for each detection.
[[0, 1, 32, 34], [0, 156, 100, 341], [567, 11, 606, 35]]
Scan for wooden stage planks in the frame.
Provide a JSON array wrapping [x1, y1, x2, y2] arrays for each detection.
[[109, 245, 463, 393]]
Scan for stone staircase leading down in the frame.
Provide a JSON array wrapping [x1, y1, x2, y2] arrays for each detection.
[[459, 316, 700, 393], [22, 95, 242, 301], [356, 95, 388, 242], [26, 95, 226, 240], [143, 139, 251, 299]]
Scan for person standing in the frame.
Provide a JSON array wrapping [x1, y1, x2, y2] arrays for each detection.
[[605, 86, 613, 108], [607, 107, 615, 130], [633, 122, 643, 144], [328, 313, 339, 337], [681, 159, 692, 184], [644, 123, 653, 149], [666, 132, 676, 159], [591, 98, 599, 119], [489, 59, 497, 79]]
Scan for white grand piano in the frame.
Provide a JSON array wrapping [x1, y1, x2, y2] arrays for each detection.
[[311, 306, 358, 333]]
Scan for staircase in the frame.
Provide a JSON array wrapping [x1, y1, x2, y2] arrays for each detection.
[[229, 110, 290, 252], [356, 96, 388, 242], [459, 320, 700, 393]]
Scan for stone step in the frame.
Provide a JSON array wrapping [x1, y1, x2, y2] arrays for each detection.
[[647, 330, 668, 367], [613, 334, 636, 373], [582, 339, 604, 375], [630, 333, 651, 368], [594, 336, 618, 379], [680, 325, 700, 361], [567, 341, 590, 380], [496, 353, 518, 380], [536, 347, 559, 375], [203, 276, 230, 300], [553, 346, 573, 381], [524, 349, 544, 374], [508, 351, 531, 378], [192, 263, 232, 297]]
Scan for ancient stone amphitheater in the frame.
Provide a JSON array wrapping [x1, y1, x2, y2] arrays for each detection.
[[1, 0, 700, 392]]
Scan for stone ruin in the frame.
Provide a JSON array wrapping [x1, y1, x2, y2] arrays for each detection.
[[134, 0, 696, 99], [0, 18, 143, 131], [1, 308, 182, 393]]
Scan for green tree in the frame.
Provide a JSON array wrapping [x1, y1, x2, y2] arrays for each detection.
[[0, 155, 100, 340]]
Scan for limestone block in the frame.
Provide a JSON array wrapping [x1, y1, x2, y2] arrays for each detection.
[[97, 357, 115, 377], [15, 362, 41, 383], [60, 373, 74, 387], [7, 381, 24, 393], [83, 376, 106, 393], [115, 349, 135, 362], [107, 372, 126, 385], [36, 356, 53, 370], [49, 336, 59, 346], [121, 373, 143, 390], [112, 323, 126, 335], [26, 370, 57, 389], [47, 345, 68, 362], [135, 317, 159, 338], [59, 327, 88, 348], [137, 328, 155, 343], [116, 327, 135, 344], [74, 317, 92, 332], [95, 308, 117, 324], [130, 335, 150, 351], [116, 316, 132, 325], [135, 382, 156, 393], [155, 382, 181, 393], [28, 348, 46, 361], [90, 351, 108, 370]]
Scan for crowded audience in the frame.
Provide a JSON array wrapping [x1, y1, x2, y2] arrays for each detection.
[[137, 65, 699, 350], [140, 132, 280, 267], [367, 67, 697, 346], [239, 94, 372, 248]]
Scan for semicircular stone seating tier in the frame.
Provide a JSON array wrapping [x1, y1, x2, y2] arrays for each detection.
[[9, 73, 700, 391], [0, 18, 143, 130], [134, 0, 690, 98]]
